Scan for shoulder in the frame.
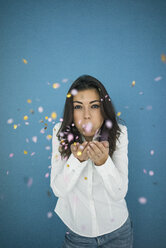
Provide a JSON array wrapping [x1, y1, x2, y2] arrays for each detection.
[[116, 123, 128, 146], [52, 122, 62, 134], [118, 123, 128, 133]]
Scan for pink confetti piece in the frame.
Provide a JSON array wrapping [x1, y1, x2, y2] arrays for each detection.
[[66, 231, 70, 235], [78, 120, 82, 125], [45, 146, 51, 150], [150, 150, 154, 155], [40, 128, 45, 134], [67, 133, 74, 142], [62, 78, 68, 83], [154, 76, 162, 81], [146, 105, 152, 110], [60, 118, 63, 122], [138, 197, 147, 204], [38, 106, 43, 113], [45, 172, 49, 178], [7, 118, 14, 124], [48, 118, 52, 122], [149, 170, 154, 176], [47, 211, 53, 218], [25, 122, 29, 125], [30, 152, 35, 156], [27, 177, 33, 187], [143, 169, 147, 174], [32, 136, 37, 143], [71, 89, 78, 96], [105, 120, 113, 129], [9, 153, 14, 158]]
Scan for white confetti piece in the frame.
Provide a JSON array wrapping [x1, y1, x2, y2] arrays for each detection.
[[32, 136, 37, 143], [146, 105, 152, 110], [154, 76, 162, 81], [45, 172, 49, 178], [105, 120, 113, 129], [71, 89, 78, 96], [45, 146, 51, 150], [38, 106, 43, 113], [149, 170, 154, 176], [26, 138, 29, 143], [47, 211, 53, 218], [62, 78, 68, 83], [40, 128, 45, 134], [48, 118, 52, 122], [150, 150, 154, 155], [7, 118, 14, 124], [138, 197, 147, 204], [25, 122, 29, 125], [30, 152, 35, 156], [27, 177, 33, 187]]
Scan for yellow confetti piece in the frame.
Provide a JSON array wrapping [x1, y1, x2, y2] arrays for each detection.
[[27, 99, 32, 103], [132, 81, 136, 86], [24, 150, 28, 154], [45, 116, 48, 120], [24, 115, 28, 120], [73, 142, 77, 146], [77, 151, 82, 156], [117, 112, 121, 116], [47, 134, 52, 139], [67, 93, 71, 98], [22, 58, 28, 64], [52, 83, 60, 89], [84, 177, 88, 180], [67, 164, 70, 167], [51, 112, 57, 119], [161, 54, 166, 62], [13, 124, 17, 129]]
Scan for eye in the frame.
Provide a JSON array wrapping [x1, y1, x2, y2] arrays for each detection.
[[91, 104, 100, 109], [74, 105, 82, 109]]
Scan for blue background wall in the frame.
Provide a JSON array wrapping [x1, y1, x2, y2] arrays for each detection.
[[0, 0, 166, 247]]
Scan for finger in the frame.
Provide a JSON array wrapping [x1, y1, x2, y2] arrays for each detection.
[[101, 141, 109, 148], [88, 142, 102, 156], [93, 141, 108, 154]]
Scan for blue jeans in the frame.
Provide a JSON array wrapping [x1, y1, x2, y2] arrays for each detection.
[[62, 215, 134, 248]]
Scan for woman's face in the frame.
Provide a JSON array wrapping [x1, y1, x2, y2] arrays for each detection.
[[73, 88, 104, 141]]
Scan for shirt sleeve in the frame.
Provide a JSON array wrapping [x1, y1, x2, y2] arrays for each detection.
[[94, 125, 129, 201], [50, 123, 88, 199]]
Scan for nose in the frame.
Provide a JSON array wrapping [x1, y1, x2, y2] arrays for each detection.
[[84, 107, 91, 119]]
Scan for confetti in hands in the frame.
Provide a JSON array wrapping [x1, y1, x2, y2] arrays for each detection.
[[71, 140, 109, 165]]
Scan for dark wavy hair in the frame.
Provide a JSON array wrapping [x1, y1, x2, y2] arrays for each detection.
[[57, 75, 126, 159]]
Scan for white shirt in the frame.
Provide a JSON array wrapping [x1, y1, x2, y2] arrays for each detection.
[[50, 122, 129, 237]]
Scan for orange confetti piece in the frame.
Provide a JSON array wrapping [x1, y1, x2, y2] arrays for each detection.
[[27, 99, 32, 103], [22, 58, 28, 64], [24, 150, 28, 154], [24, 115, 28, 120], [67, 93, 71, 98], [13, 124, 17, 129], [117, 112, 121, 116], [84, 177, 88, 180], [51, 112, 57, 119], [132, 81, 136, 86], [161, 54, 166, 62]]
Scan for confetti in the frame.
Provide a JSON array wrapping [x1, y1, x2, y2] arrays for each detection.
[[27, 99, 32, 103], [161, 54, 166, 63], [154, 76, 162, 81], [67, 164, 70, 167], [132, 81, 136, 86], [45, 146, 51, 150], [52, 83, 60, 89], [23, 115, 28, 120], [146, 105, 152, 110], [51, 112, 57, 119], [67, 133, 74, 142], [143, 169, 147, 174], [77, 151, 82, 156], [30, 152, 35, 156], [150, 150, 154, 155], [138, 197, 147, 204], [9, 153, 14, 158], [46, 135, 52, 140], [24, 150, 28, 154], [45, 116, 48, 120], [117, 112, 121, 116], [27, 177, 33, 187], [22, 58, 28, 64], [139, 92, 144, 95], [7, 118, 13, 124], [7, 171, 9, 175], [84, 177, 88, 180], [32, 136, 37, 143], [67, 93, 71, 98], [62, 78, 68, 83], [71, 89, 78, 96], [13, 124, 18, 129], [40, 128, 45, 134], [149, 170, 154, 176], [47, 211, 53, 218], [38, 106, 44, 113], [48, 118, 52, 122], [105, 120, 113, 129], [82, 122, 93, 133], [45, 172, 49, 178], [60, 118, 63, 122], [25, 122, 29, 125]]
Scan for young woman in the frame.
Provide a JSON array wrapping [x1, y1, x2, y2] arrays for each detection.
[[50, 75, 133, 248]]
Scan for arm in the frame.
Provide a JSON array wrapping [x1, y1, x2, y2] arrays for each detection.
[[50, 123, 88, 198], [94, 125, 129, 201]]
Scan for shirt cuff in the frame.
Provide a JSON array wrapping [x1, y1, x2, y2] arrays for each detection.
[[94, 156, 117, 178]]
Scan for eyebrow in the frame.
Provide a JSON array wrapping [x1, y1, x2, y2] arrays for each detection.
[[73, 100, 101, 104]]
